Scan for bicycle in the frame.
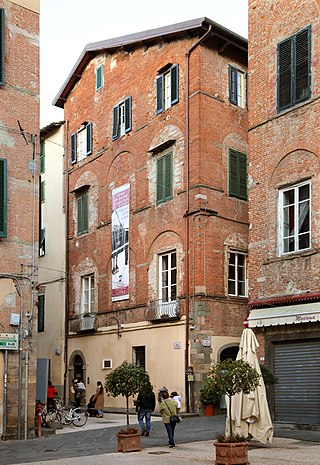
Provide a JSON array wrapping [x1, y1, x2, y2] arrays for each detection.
[[54, 405, 88, 427]]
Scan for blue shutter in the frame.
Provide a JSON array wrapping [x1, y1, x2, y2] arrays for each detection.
[[86, 122, 92, 155], [112, 105, 120, 140], [71, 132, 77, 164], [0, 158, 7, 237], [229, 66, 237, 105], [156, 74, 164, 113], [124, 96, 132, 133], [0, 8, 4, 86], [170, 64, 179, 105]]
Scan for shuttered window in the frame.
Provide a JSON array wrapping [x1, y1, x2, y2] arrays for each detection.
[[229, 149, 247, 200], [112, 96, 132, 140], [96, 64, 104, 91], [156, 152, 173, 204], [0, 8, 4, 86], [70, 122, 92, 164], [0, 158, 7, 237], [277, 26, 311, 111], [39, 227, 45, 256], [229, 66, 246, 108], [77, 192, 89, 236], [156, 64, 179, 114], [71, 133, 77, 164], [40, 141, 45, 174], [38, 294, 45, 332]]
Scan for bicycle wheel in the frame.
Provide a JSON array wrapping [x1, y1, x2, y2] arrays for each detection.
[[58, 407, 72, 425], [71, 407, 88, 427]]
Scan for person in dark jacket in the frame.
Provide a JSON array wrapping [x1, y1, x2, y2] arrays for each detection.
[[136, 383, 156, 436]]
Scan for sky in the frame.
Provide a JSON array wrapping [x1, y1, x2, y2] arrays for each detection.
[[40, 0, 248, 127]]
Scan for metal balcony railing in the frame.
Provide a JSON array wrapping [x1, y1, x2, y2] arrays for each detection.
[[145, 299, 180, 322], [69, 314, 98, 333]]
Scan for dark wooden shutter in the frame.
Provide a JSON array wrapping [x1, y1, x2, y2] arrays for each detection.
[[229, 66, 237, 105], [39, 227, 45, 256], [278, 38, 292, 110], [238, 153, 247, 200], [0, 8, 4, 85], [40, 141, 45, 173], [170, 64, 179, 105], [295, 27, 310, 103], [86, 122, 92, 155], [229, 150, 238, 197], [71, 132, 77, 163], [156, 156, 164, 202], [112, 105, 120, 140], [37, 294, 45, 332], [156, 74, 164, 113], [124, 96, 132, 133], [164, 152, 173, 199], [0, 158, 7, 237]]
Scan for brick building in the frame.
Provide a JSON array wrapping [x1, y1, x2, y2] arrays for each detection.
[[248, 0, 320, 424], [53, 17, 248, 411], [0, 0, 39, 439]]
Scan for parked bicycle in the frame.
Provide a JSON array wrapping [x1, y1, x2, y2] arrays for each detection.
[[46, 403, 88, 427]]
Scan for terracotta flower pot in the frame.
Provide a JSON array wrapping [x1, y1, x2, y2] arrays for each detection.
[[117, 430, 141, 453], [204, 404, 215, 416], [214, 441, 249, 465]]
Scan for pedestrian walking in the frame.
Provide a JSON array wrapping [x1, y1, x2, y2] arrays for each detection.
[[136, 383, 156, 436], [159, 390, 178, 448], [93, 381, 105, 417]]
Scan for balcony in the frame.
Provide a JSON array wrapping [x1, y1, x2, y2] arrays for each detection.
[[145, 299, 180, 323], [69, 314, 98, 333]]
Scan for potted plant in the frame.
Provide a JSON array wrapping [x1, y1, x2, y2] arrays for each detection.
[[199, 377, 221, 416], [105, 361, 151, 452], [207, 359, 261, 465]]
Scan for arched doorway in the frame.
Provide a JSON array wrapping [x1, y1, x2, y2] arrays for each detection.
[[73, 354, 84, 382], [220, 346, 239, 361], [68, 351, 86, 403]]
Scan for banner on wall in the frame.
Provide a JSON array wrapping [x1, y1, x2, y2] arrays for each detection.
[[112, 184, 130, 302]]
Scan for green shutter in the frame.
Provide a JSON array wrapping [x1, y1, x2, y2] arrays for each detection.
[[40, 141, 45, 174], [38, 294, 45, 332], [238, 153, 247, 200], [0, 158, 7, 237], [229, 150, 238, 197], [170, 64, 179, 105], [71, 132, 77, 163], [157, 152, 173, 204], [77, 193, 88, 235], [156, 156, 164, 202], [96, 64, 103, 90], [0, 8, 4, 86], [164, 152, 173, 199]]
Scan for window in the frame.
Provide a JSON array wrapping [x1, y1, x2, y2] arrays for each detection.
[[112, 97, 132, 140], [102, 359, 112, 369], [156, 152, 173, 204], [81, 274, 95, 314], [156, 64, 179, 113], [277, 27, 311, 111], [280, 181, 311, 254], [39, 227, 45, 256], [229, 66, 246, 107], [133, 346, 145, 368], [0, 8, 4, 86], [228, 251, 247, 297], [0, 158, 7, 238], [71, 122, 92, 164], [77, 192, 89, 236], [38, 294, 45, 332], [159, 251, 177, 302], [229, 149, 247, 200], [40, 141, 45, 174], [40, 180, 45, 203], [96, 64, 104, 91]]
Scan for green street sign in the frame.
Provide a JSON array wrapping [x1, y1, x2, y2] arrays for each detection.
[[0, 333, 19, 350]]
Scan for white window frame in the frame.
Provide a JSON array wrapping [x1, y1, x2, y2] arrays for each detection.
[[227, 251, 248, 297], [279, 181, 311, 255], [102, 359, 112, 369], [158, 250, 177, 303], [81, 274, 95, 314], [132, 346, 145, 368]]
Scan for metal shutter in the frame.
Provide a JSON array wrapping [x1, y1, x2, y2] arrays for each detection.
[[274, 340, 320, 424]]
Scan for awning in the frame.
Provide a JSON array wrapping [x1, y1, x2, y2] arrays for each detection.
[[248, 302, 320, 328]]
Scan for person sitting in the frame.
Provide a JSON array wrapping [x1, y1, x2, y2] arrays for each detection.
[[47, 381, 58, 409]]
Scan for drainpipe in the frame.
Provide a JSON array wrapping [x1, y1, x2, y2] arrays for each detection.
[[64, 120, 69, 405], [184, 25, 212, 413]]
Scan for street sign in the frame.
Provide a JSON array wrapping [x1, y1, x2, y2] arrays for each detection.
[[0, 333, 19, 350]]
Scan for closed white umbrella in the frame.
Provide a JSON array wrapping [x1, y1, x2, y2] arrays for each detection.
[[225, 328, 273, 444]]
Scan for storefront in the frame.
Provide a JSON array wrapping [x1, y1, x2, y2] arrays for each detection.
[[248, 302, 320, 425]]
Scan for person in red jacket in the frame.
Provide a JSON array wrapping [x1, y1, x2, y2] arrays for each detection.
[[47, 381, 58, 409]]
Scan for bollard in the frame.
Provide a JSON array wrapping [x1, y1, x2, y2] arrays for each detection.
[[37, 410, 42, 437]]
